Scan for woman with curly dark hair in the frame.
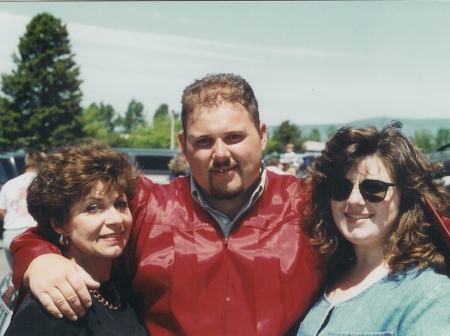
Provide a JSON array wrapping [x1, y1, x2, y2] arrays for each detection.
[[297, 122, 450, 335], [6, 140, 146, 336]]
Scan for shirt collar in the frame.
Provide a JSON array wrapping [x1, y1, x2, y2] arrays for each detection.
[[190, 163, 267, 212]]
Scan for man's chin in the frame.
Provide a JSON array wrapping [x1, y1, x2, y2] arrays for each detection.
[[210, 184, 244, 200]]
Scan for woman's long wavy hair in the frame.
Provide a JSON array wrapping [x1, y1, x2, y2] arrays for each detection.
[[303, 121, 450, 277]]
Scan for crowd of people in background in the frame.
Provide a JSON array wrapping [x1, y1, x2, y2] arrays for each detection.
[[265, 143, 319, 178]]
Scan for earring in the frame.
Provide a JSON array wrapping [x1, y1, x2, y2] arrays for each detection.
[[59, 234, 69, 246]]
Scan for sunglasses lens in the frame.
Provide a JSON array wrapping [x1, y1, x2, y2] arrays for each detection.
[[329, 179, 392, 203], [330, 179, 353, 201], [359, 180, 389, 203]]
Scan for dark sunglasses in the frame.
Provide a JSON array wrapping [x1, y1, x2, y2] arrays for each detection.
[[329, 178, 395, 203]]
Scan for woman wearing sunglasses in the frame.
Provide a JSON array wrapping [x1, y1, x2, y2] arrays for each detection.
[[297, 122, 450, 335]]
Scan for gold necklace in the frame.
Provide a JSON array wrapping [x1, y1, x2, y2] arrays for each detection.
[[89, 283, 122, 310]]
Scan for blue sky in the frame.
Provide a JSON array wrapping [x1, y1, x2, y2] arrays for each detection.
[[1, 2, 450, 127]]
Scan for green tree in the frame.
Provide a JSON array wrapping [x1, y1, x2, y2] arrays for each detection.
[[435, 128, 450, 149], [153, 104, 170, 123], [268, 120, 303, 153], [326, 125, 336, 139], [97, 103, 117, 132], [81, 102, 128, 146], [124, 104, 182, 149], [308, 128, 321, 142], [0, 13, 84, 151], [122, 99, 146, 133], [411, 129, 434, 153], [82, 103, 115, 135]]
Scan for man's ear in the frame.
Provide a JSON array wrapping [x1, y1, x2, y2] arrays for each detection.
[[260, 123, 268, 151], [178, 131, 187, 156]]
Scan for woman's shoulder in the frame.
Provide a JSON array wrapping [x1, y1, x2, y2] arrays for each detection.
[[399, 268, 450, 334], [378, 267, 450, 305], [8, 294, 52, 322], [403, 267, 450, 286], [5, 294, 84, 335]]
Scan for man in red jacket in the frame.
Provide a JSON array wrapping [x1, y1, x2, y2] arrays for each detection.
[[11, 74, 323, 335]]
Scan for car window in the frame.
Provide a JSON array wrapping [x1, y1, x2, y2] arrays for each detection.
[[135, 155, 172, 172], [13, 156, 25, 175], [0, 158, 15, 185], [0, 160, 8, 183]]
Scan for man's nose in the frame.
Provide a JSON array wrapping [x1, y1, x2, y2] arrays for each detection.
[[212, 139, 230, 161]]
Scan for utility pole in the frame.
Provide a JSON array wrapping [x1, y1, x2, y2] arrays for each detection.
[[170, 109, 175, 150]]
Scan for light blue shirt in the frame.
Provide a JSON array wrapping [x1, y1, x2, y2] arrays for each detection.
[[298, 267, 450, 336]]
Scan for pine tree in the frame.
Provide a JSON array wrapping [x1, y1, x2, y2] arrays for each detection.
[[0, 13, 84, 151]]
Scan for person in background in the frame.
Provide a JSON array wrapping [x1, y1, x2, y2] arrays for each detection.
[[5, 140, 146, 336], [281, 159, 297, 176], [284, 143, 297, 165], [11, 73, 322, 335], [265, 151, 286, 175], [298, 122, 450, 335], [168, 152, 189, 182], [0, 151, 46, 269]]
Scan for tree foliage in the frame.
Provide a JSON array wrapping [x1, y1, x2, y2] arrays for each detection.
[[153, 104, 170, 123], [435, 128, 450, 149], [308, 128, 321, 142], [122, 99, 146, 133], [81, 103, 120, 144], [411, 129, 434, 153], [267, 120, 304, 154], [126, 104, 181, 148], [0, 13, 84, 151]]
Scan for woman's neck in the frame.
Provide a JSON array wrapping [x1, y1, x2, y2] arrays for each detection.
[[63, 251, 112, 283], [352, 246, 387, 276], [326, 248, 389, 304]]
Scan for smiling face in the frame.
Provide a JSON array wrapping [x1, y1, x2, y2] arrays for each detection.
[[178, 102, 267, 201], [331, 155, 400, 252], [55, 182, 132, 270]]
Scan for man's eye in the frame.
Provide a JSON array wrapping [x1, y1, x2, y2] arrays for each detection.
[[226, 134, 242, 142], [196, 138, 212, 146]]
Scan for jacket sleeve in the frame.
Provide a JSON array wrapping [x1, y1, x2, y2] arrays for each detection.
[[10, 226, 62, 291], [127, 177, 153, 277]]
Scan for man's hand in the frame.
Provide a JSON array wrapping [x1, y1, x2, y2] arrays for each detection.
[[24, 254, 100, 321]]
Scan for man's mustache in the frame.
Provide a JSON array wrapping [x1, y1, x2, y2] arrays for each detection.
[[209, 160, 239, 171]]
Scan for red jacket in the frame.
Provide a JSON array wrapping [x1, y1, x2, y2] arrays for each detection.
[[12, 171, 323, 335]]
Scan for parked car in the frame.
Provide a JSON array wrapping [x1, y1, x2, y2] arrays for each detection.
[[0, 154, 25, 190], [114, 148, 179, 184]]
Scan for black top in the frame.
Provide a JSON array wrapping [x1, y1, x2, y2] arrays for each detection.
[[5, 291, 147, 336]]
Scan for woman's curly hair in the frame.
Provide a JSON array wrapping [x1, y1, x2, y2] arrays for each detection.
[[303, 121, 450, 276], [27, 140, 140, 245]]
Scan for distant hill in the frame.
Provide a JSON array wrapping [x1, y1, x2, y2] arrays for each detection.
[[268, 117, 450, 143]]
